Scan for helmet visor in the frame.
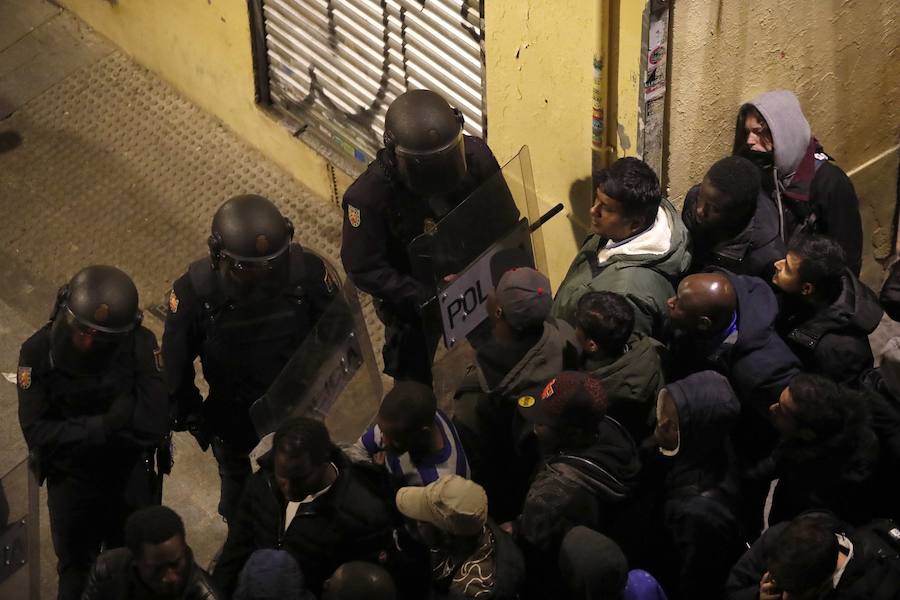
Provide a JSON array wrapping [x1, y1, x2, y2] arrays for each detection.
[[220, 243, 291, 301], [395, 133, 467, 196], [50, 309, 130, 374]]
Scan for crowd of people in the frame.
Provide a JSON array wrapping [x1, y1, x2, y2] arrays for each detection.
[[16, 87, 900, 600]]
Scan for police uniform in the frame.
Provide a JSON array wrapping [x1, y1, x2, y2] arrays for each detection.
[[162, 243, 336, 519], [340, 135, 501, 383], [17, 323, 168, 600]]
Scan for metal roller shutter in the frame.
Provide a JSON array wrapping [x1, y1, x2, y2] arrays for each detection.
[[256, 0, 485, 167]]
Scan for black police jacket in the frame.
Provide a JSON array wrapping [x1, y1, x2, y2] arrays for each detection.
[[17, 324, 168, 482], [82, 547, 220, 600], [162, 245, 335, 443], [340, 136, 501, 311], [212, 448, 396, 598]]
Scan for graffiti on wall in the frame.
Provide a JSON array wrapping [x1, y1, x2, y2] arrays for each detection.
[[262, 0, 484, 162]]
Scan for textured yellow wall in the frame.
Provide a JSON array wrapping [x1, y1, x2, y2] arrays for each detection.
[[59, 0, 334, 200], [485, 0, 595, 287], [667, 0, 900, 284]]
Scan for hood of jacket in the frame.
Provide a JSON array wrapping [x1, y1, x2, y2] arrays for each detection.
[[577, 198, 691, 276], [733, 90, 812, 179], [786, 270, 884, 348], [476, 317, 580, 396], [548, 417, 642, 501], [724, 270, 781, 354], [585, 335, 664, 406], [663, 371, 740, 490]]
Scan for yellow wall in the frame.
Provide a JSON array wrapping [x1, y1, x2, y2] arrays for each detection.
[[667, 0, 900, 285], [59, 0, 334, 200], [485, 0, 595, 287]]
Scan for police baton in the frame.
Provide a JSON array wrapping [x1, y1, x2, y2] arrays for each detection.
[[529, 203, 564, 233]]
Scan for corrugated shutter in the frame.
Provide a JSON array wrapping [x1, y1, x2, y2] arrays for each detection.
[[259, 0, 485, 166]]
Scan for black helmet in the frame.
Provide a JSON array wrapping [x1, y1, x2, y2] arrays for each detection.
[[49, 265, 141, 375], [384, 89, 467, 196], [209, 194, 294, 302]]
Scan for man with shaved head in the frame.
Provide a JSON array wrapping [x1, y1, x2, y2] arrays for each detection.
[[667, 270, 800, 415]]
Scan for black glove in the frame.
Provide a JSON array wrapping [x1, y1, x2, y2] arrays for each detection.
[[185, 414, 212, 452], [103, 393, 133, 434]]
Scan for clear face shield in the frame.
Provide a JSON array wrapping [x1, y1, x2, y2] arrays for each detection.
[[394, 132, 468, 207], [219, 242, 291, 303], [49, 307, 134, 375]]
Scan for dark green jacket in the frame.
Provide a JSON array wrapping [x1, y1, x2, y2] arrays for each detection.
[[584, 335, 665, 441], [552, 198, 691, 337]]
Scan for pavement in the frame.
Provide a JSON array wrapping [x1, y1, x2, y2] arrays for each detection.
[[0, 1, 896, 598]]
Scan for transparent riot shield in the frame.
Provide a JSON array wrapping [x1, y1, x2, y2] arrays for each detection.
[[406, 146, 555, 396], [0, 460, 40, 600], [249, 257, 383, 444]]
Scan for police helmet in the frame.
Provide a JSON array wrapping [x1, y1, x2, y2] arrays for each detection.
[[384, 89, 467, 196], [209, 195, 294, 301], [49, 265, 141, 374]]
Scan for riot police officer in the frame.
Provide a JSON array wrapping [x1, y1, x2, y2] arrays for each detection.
[[17, 265, 169, 600], [340, 89, 503, 384], [163, 194, 336, 522]]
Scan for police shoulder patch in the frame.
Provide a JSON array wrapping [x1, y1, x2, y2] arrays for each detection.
[[167, 290, 179, 314], [17, 366, 32, 390], [348, 205, 361, 228]]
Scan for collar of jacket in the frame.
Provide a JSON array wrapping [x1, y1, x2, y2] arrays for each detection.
[[781, 138, 820, 202]]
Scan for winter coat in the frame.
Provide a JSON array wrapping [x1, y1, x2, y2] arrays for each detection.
[[212, 448, 397, 598], [669, 270, 801, 415], [453, 317, 581, 521], [584, 335, 665, 442], [517, 417, 641, 600], [733, 90, 862, 274], [682, 185, 785, 281], [726, 513, 900, 600], [552, 198, 691, 338], [778, 270, 883, 386], [82, 547, 220, 600], [658, 371, 745, 599]]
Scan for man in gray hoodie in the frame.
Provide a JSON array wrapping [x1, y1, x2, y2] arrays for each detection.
[[733, 89, 863, 274]]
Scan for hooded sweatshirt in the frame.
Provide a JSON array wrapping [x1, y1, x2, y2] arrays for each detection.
[[778, 270, 883, 386], [657, 372, 745, 599], [552, 198, 691, 337], [733, 90, 862, 274]]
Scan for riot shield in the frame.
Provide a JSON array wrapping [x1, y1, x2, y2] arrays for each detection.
[[408, 146, 550, 349], [0, 460, 40, 600], [249, 256, 383, 444]]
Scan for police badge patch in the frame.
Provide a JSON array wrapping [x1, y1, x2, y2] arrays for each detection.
[[17, 366, 31, 390], [348, 205, 361, 228], [167, 291, 179, 314]]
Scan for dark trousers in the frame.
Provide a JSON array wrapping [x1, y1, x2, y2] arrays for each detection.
[[47, 464, 154, 600], [211, 438, 252, 522]]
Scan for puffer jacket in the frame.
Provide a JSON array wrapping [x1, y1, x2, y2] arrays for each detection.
[[584, 335, 665, 442], [552, 198, 691, 338], [778, 270, 883, 386]]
